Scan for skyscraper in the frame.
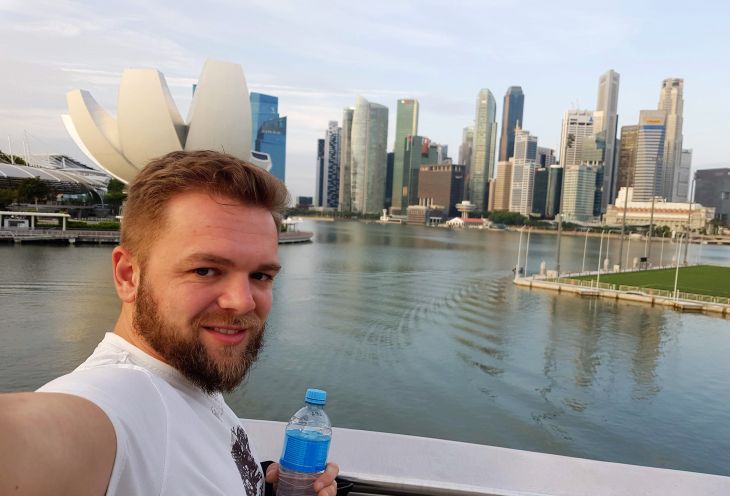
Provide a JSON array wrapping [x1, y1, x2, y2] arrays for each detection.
[[658, 78, 684, 201], [537, 147, 556, 168], [677, 149, 692, 200], [633, 110, 666, 202], [391, 99, 419, 214], [509, 128, 538, 215], [531, 167, 550, 217], [417, 163, 466, 217], [498, 86, 525, 162], [595, 70, 620, 209], [470, 88, 497, 211], [250, 92, 287, 182], [402, 136, 438, 207], [559, 110, 594, 167], [546, 165, 563, 217], [350, 96, 389, 214], [315, 138, 325, 207], [616, 125, 639, 193], [695, 167, 730, 225], [458, 126, 473, 168], [338, 107, 354, 211], [489, 160, 512, 212], [322, 121, 340, 208], [562, 164, 599, 221]]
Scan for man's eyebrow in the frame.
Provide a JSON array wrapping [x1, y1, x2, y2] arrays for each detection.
[[258, 263, 282, 273], [182, 253, 235, 266], [181, 254, 281, 272]]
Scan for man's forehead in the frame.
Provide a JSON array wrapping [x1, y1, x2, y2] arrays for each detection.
[[164, 192, 277, 229], [149, 192, 279, 256]]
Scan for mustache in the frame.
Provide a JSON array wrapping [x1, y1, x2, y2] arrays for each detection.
[[192, 312, 264, 330]]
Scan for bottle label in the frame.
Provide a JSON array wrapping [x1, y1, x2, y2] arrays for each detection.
[[279, 429, 331, 473]]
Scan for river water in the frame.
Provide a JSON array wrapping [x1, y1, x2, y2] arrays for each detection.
[[1, 221, 729, 476]]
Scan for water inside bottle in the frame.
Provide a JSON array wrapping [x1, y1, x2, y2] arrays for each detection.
[[281, 428, 331, 472]]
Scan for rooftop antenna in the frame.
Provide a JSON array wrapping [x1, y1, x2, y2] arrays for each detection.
[[7, 135, 14, 164], [23, 130, 31, 166]]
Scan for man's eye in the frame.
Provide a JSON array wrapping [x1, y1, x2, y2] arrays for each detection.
[[194, 268, 218, 277], [251, 272, 274, 282]]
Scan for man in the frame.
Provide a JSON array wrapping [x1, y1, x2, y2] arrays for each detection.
[[0, 151, 339, 495]]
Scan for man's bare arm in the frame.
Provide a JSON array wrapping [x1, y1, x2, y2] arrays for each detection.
[[0, 392, 116, 495]]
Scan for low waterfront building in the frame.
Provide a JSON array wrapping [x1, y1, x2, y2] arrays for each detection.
[[445, 216, 486, 229], [605, 187, 715, 231], [406, 205, 444, 225]]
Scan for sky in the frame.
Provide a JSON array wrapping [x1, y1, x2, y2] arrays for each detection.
[[1, 0, 729, 199]]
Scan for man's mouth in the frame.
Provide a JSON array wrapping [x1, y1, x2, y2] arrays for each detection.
[[205, 326, 244, 335], [201, 325, 249, 345]]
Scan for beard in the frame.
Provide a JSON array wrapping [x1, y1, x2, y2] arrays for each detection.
[[132, 276, 265, 394]]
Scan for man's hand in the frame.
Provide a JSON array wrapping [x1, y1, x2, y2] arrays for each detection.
[[265, 462, 339, 496]]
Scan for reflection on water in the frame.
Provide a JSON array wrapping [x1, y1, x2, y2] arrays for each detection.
[[1, 223, 729, 476]]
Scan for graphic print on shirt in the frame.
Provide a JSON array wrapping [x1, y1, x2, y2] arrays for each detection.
[[231, 425, 264, 495]]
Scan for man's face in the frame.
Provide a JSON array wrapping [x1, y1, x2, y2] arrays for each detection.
[[131, 192, 280, 393]]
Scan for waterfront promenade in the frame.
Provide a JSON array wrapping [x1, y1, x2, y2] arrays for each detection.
[[514, 265, 730, 317], [0, 228, 119, 244]]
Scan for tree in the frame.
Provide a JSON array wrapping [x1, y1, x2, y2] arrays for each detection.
[[106, 178, 125, 194], [0, 188, 17, 208], [104, 178, 127, 215], [0, 150, 27, 165], [17, 177, 50, 205], [488, 210, 527, 225]]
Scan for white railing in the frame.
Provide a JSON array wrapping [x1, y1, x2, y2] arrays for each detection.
[[544, 276, 730, 306]]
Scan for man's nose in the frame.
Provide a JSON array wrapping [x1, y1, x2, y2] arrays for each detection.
[[217, 275, 256, 314]]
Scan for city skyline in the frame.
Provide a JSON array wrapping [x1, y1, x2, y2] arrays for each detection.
[[1, 1, 728, 200]]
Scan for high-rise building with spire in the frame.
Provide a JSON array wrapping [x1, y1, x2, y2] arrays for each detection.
[[470, 88, 497, 211], [658, 78, 685, 201], [498, 86, 525, 162], [390, 99, 419, 214]]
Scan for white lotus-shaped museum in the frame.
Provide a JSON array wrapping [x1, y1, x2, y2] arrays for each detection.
[[62, 59, 270, 184]]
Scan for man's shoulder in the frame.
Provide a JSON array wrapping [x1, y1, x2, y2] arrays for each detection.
[[39, 363, 171, 431], [40, 333, 179, 405], [40, 361, 164, 398]]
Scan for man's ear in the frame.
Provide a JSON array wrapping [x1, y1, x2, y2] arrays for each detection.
[[112, 246, 139, 303]]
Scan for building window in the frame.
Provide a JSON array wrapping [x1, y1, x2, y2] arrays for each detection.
[[722, 192, 730, 200]]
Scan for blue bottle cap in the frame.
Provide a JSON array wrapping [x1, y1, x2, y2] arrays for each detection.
[[305, 388, 326, 405]]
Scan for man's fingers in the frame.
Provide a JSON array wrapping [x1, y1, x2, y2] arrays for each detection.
[[313, 462, 339, 494], [265, 462, 279, 483]]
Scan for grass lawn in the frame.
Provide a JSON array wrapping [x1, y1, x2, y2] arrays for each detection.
[[575, 265, 730, 298]]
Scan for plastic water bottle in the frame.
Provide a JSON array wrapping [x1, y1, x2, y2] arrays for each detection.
[[277, 388, 332, 496]]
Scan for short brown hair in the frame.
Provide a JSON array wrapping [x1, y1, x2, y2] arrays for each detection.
[[121, 150, 289, 260]]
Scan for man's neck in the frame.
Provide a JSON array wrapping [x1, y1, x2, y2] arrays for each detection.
[[113, 307, 168, 364]]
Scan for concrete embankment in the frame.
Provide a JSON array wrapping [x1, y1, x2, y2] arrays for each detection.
[[515, 277, 728, 317]]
